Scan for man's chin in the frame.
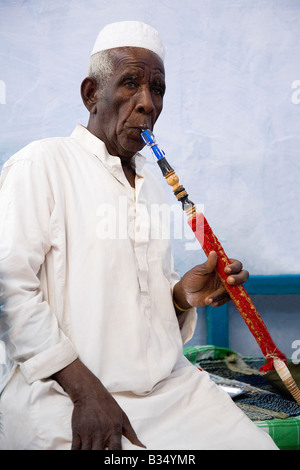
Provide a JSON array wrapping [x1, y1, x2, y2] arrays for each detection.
[[119, 134, 145, 157]]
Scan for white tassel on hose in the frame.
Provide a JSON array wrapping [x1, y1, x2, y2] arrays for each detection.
[[273, 358, 300, 404]]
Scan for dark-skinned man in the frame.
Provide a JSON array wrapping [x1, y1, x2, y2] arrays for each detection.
[[0, 21, 277, 450]]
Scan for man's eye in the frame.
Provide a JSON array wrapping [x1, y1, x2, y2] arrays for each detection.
[[126, 81, 137, 89], [152, 86, 164, 96]]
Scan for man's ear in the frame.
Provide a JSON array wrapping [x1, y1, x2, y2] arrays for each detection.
[[81, 77, 99, 114]]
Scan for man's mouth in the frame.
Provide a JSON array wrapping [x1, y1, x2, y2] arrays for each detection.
[[126, 126, 151, 140]]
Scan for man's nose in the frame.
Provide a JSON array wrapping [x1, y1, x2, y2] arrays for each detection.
[[135, 87, 155, 115]]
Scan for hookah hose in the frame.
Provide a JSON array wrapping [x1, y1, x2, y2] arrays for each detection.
[[141, 128, 300, 404]]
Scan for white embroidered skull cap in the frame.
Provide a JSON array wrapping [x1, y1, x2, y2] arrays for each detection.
[[90, 21, 165, 62]]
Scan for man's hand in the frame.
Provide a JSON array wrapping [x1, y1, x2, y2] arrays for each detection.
[[173, 251, 249, 312], [52, 359, 145, 450]]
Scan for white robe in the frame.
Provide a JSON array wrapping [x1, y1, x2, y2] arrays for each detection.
[[0, 125, 277, 449]]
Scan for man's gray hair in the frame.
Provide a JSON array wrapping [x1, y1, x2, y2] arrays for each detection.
[[87, 50, 115, 93]]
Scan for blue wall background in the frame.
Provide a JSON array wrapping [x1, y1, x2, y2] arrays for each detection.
[[0, 0, 300, 357]]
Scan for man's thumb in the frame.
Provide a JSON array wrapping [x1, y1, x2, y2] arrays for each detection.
[[205, 251, 218, 273]]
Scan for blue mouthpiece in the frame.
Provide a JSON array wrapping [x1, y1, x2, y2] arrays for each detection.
[[141, 129, 165, 160]]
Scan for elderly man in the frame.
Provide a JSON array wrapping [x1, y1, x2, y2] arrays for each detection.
[[0, 22, 277, 450]]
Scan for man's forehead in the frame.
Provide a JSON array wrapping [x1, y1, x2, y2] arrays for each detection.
[[110, 47, 165, 77]]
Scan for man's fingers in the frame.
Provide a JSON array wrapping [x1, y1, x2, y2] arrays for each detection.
[[71, 433, 81, 450], [205, 285, 230, 306], [227, 270, 249, 285], [225, 258, 243, 272], [78, 435, 94, 450], [208, 254, 249, 285], [105, 435, 122, 450], [122, 415, 146, 449]]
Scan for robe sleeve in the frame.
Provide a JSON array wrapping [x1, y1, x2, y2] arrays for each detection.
[[170, 273, 197, 345], [0, 155, 78, 384]]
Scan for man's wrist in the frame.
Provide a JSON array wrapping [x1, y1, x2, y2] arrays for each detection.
[[173, 281, 192, 312], [173, 298, 190, 312], [51, 358, 101, 403]]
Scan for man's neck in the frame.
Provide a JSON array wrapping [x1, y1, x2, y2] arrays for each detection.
[[122, 161, 136, 188]]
